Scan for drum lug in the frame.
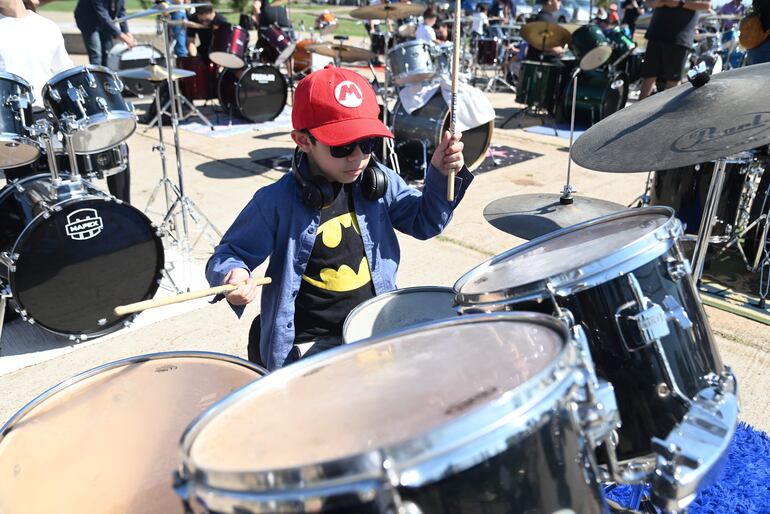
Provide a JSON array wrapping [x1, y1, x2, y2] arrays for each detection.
[[48, 87, 61, 102], [96, 97, 111, 115], [661, 295, 694, 332], [85, 69, 97, 89], [666, 257, 692, 282], [0, 252, 15, 268], [614, 275, 670, 351]]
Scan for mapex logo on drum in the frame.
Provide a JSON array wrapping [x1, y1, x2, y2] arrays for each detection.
[[251, 73, 276, 83], [65, 208, 104, 240]]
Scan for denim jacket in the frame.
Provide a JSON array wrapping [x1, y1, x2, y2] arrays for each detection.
[[206, 156, 474, 370]]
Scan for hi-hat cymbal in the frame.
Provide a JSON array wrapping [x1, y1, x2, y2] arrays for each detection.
[[114, 2, 211, 23], [571, 63, 770, 173], [350, 3, 426, 20], [520, 21, 571, 50], [117, 64, 196, 82], [483, 193, 625, 240], [166, 19, 207, 29], [306, 43, 376, 62]]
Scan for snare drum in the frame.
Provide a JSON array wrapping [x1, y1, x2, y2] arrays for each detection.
[[257, 24, 297, 66], [571, 24, 612, 70], [177, 56, 217, 100], [0, 174, 163, 338], [388, 40, 436, 85], [391, 93, 493, 178], [218, 64, 287, 123], [177, 314, 615, 514], [343, 286, 457, 343], [209, 25, 250, 69], [650, 153, 755, 243], [516, 60, 562, 112], [476, 37, 500, 65], [42, 65, 136, 154], [455, 208, 738, 508], [0, 352, 266, 514], [0, 71, 39, 168]]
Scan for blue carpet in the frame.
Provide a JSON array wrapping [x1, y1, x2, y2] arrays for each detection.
[[522, 123, 588, 140], [606, 423, 770, 513]]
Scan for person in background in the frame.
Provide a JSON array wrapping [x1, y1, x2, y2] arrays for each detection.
[[471, 3, 489, 39], [170, 0, 189, 57], [186, 5, 230, 60], [74, 0, 135, 66], [608, 3, 621, 24], [718, 0, 746, 30], [638, 0, 710, 99], [746, 0, 770, 64], [488, 0, 514, 37], [415, 8, 438, 42], [621, 0, 643, 36], [525, 0, 566, 61], [436, 20, 450, 42]]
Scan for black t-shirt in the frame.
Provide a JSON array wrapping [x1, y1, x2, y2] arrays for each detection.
[[187, 12, 231, 58], [293, 183, 376, 343], [621, 0, 641, 25], [525, 10, 561, 61], [645, 5, 699, 47], [259, 4, 290, 28], [756, 0, 770, 30]]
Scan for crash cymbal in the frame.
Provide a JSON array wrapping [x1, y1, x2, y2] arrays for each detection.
[[306, 43, 376, 62], [571, 63, 770, 173], [117, 64, 196, 83], [166, 19, 207, 29], [483, 193, 625, 240], [114, 2, 211, 23], [520, 21, 571, 50], [350, 3, 426, 20]]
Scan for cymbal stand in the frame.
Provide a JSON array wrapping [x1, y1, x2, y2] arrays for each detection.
[[375, 28, 401, 176], [158, 14, 223, 264], [692, 158, 728, 281], [561, 67, 581, 205], [628, 171, 653, 207]]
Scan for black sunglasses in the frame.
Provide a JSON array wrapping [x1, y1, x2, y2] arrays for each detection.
[[328, 138, 379, 158]]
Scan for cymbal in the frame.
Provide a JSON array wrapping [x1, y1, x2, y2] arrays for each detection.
[[114, 2, 212, 23], [571, 63, 770, 173], [520, 21, 571, 50], [116, 64, 196, 82], [483, 193, 625, 240], [350, 3, 426, 20], [306, 43, 376, 62], [166, 19, 207, 29]]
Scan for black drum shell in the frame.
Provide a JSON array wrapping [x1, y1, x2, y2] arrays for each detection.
[[42, 66, 136, 154], [0, 72, 40, 169], [218, 65, 287, 123], [0, 174, 163, 337], [391, 94, 493, 179], [459, 241, 724, 462]]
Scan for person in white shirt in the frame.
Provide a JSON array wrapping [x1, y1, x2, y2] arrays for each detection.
[[415, 8, 438, 43], [0, 0, 73, 108], [471, 3, 489, 37]]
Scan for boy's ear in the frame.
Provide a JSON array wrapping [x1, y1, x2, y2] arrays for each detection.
[[291, 130, 314, 153]]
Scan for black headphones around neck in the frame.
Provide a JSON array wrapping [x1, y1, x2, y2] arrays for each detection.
[[291, 147, 388, 210]]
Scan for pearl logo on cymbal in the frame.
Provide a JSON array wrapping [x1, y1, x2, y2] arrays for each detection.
[[65, 208, 104, 240], [335, 81, 363, 108]]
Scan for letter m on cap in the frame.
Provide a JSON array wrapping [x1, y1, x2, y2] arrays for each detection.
[[334, 81, 363, 108]]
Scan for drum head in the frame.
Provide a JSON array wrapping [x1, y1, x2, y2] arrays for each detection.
[[0, 353, 263, 514], [0, 135, 40, 169], [68, 115, 137, 154], [187, 316, 566, 474], [343, 286, 457, 343], [236, 65, 287, 123], [210, 51, 246, 69], [455, 209, 672, 300], [11, 197, 164, 335]]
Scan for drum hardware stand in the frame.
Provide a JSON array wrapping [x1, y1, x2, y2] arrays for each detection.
[[374, 47, 401, 176], [628, 171, 653, 208], [691, 158, 728, 282], [145, 78, 215, 131]]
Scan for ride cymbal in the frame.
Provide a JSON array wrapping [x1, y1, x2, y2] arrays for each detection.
[[114, 2, 212, 23], [571, 63, 770, 172], [483, 193, 625, 240], [117, 64, 196, 83], [350, 3, 426, 20], [521, 21, 571, 50], [306, 43, 376, 62]]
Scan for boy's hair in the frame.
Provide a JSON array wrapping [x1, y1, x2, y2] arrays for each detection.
[[477, 3, 488, 12], [423, 7, 437, 18], [196, 5, 215, 15]]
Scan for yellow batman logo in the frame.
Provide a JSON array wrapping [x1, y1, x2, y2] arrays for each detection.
[[302, 212, 372, 292]]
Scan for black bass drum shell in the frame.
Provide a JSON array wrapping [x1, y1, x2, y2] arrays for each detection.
[[0, 174, 164, 337]]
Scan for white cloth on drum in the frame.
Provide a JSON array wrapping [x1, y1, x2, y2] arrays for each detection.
[[398, 77, 495, 133], [0, 11, 73, 108]]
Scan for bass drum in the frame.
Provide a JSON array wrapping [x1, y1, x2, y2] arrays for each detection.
[[560, 69, 629, 127], [0, 174, 164, 338], [218, 65, 287, 123], [391, 93, 493, 178]]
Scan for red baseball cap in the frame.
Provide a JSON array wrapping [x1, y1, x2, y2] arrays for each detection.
[[292, 64, 393, 146]]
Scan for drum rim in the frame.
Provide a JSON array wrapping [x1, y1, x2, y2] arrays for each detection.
[[235, 65, 288, 122], [68, 112, 137, 154], [0, 71, 32, 89], [0, 351, 266, 446], [341, 285, 457, 343], [3, 174, 165, 337], [178, 312, 581, 503], [43, 64, 118, 89], [454, 206, 682, 308]]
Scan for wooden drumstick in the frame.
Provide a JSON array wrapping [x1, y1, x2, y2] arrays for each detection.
[[113, 278, 272, 316], [448, 0, 462, 202]]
